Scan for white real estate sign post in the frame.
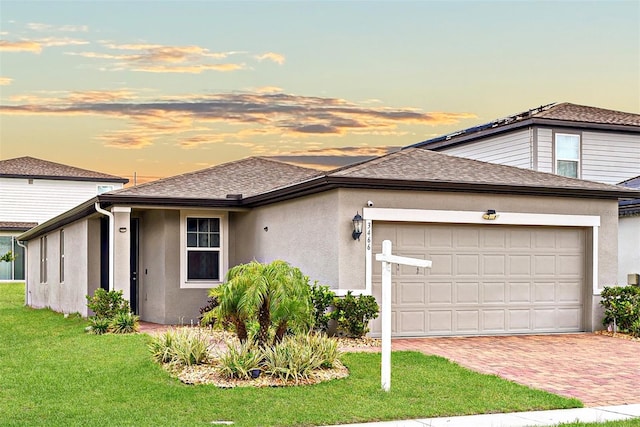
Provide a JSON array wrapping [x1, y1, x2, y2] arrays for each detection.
[[375, 239, 432, 392]]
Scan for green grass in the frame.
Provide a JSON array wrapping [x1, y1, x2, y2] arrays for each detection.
[[560, 422, 640, 427], [0, 282, 581, 426]]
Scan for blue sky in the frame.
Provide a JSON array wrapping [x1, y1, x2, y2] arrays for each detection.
[[1, 0, 638, 182]]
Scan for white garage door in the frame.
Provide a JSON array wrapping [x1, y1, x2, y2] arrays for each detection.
[[371, 222, 585, 337]]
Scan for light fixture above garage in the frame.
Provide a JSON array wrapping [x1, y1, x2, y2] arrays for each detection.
[[482, 209, 498, 220], [352, 212, 363, 240]]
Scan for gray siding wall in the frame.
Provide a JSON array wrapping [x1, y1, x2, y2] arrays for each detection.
[[537, 128, 554, 173], [440, 128, 533, 169], [581, 131, 640, 184], [26, 219, 91, 316]]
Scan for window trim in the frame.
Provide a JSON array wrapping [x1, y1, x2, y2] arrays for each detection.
[[59, 229, 65, 283], [179, 210, 228, 289], [553, 132, 581, 178]]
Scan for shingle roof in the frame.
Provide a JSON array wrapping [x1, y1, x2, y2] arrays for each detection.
[[0, 157, 128, 183], [0, 221, 38, 231], [106, 157, 322, 200], [328, 148, 638, 195], [535, 103, 640, 126], [410, 102, 640, 149]]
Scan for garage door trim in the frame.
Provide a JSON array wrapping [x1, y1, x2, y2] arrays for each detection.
[[362, 208, 600, 299]]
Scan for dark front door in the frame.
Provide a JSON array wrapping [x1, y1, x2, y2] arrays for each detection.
[[130, 219, 139, 315], [100, 217, 109, 291]]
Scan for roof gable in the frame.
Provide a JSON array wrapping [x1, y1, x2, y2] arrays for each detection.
[[0, 156, 128, 183]]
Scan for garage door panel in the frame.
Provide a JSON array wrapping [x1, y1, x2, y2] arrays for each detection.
[[429, 282, 452, 304], [483, 255, 506, 275], [457, 254, 480, 275], [456, 282, 479, 303], [483, 310, 506, 331], [373, 223, 585, 337], [456, 310, 479, 331], [508, 255, 531, 275], [399, 281, 425, 304], [428, 311, 452, 332], [483, 282, 506, 303]]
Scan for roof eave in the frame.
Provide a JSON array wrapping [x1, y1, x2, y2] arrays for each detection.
[[412, 118, 640, 151], [97, 194, 243, 208], [0, 174, 129, 184]]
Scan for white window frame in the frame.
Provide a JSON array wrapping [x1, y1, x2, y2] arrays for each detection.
[[179, 210, 228, 289], [554, 132, 581, 178], [97, 185, 114, 195]]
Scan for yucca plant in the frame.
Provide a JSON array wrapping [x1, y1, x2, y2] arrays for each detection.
[[109, 312, 139, 334]]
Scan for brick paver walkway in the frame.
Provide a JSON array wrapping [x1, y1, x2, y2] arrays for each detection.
[[393, 334, 640, 407]]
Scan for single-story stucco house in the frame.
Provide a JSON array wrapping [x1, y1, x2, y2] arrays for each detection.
[[18, 148, 639, 337]]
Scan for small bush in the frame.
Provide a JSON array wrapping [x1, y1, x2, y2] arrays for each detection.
[[109, 312, 139, 334], [309, 282, 335, 333], [86, 289, 130, 319], [149, 328, 209, 367], [86, 316, 110, 335], [217, 340, 263, 379], [330, 291, 379, 338], [600, 286, 640, 332], [302, 333, 342, 369], [631, 317, 640, 338]]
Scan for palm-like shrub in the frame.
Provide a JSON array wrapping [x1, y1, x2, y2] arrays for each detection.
[[206, 260, 313, 347]]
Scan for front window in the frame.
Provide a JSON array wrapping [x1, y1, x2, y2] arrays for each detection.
[[97, 185, 114, 194], [180, 211, 228, 288], [555, 133, 580, 178]]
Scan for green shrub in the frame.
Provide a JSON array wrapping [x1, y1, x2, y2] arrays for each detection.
[[330, 291, 379, 338], [261, 335, 324, 383], [217, 340, 263, 379], [86, 316, 110, 335], [109, 312, 139, 334], [631, 317, 640, 338], [86, 289, 130, 319], [600, 286, 640, 332], [309, 282, 335, 333], [302, 333, 342, 369], [149, 328, 209, 367]]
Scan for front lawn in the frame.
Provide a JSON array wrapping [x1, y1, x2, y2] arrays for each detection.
[[0, 283, 581, 426]]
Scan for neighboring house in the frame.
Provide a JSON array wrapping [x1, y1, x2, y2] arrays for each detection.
[[409, 102, 640, 284], [619, 176, 640, 285], [0, 157, 128, 281], [18, 149, 639, 337]]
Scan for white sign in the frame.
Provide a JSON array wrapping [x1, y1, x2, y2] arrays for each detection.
[[375, 240, 432, 392]]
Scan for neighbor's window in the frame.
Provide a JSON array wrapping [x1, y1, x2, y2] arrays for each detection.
[[97, 185, 114, 195], [59, 229, 65, 283], [181, 212, 227, 287], [40, 235, 47, 283], [555, 133, 580, 178]]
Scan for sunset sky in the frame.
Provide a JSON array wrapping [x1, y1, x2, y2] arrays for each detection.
[[1, 0, 638, 183]]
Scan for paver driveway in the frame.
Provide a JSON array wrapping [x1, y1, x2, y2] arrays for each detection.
[[393, 334, 640, 407]]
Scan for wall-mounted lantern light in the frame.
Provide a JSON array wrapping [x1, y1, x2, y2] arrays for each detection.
[[352, 212, 363, 240], [482, 209, 498, 220]]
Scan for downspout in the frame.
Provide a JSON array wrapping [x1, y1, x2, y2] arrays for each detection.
[[94, 202, 114, 291], [16, 240, 28, 306]]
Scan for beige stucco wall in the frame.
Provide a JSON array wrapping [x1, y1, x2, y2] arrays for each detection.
[[232, 191, 342, 288], [619, 215, 640, 285], [26, 218, 92, 316], [137, 209, 208, 324]]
